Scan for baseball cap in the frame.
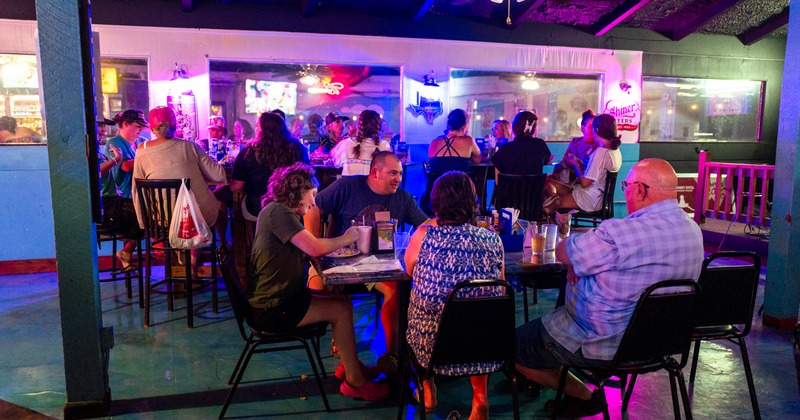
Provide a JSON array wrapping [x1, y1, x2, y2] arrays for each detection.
[[325, 111, 350, 125], [96, 117, 116, 126], [115, 109, 148, 127], [208, 115, 226, 130]]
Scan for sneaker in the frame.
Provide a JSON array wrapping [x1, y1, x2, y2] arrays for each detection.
[[334, 361, 381, 381], [376, 352, 399, 376], [545, 389, 605, 417], [339, 380, 390, 402]]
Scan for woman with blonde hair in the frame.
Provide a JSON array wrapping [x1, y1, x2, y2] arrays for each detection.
[[330, 109, 392, 175]]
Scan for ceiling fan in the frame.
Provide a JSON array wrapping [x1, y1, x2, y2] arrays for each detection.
[[490, 0, 526, 26]]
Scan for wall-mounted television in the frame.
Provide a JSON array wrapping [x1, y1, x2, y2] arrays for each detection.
[[245, 79, 297, 115]]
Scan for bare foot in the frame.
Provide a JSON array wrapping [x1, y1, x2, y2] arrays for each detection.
[[468, 395, 488, 420]]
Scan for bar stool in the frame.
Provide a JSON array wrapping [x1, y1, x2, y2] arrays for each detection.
[[135, 178, 218, 328]]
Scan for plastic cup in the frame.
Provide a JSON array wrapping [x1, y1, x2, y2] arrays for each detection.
[[393, 231, 410, 261], [476, 216, 491, 230], [542, 224, 558, 251], [531, 234, 545, 254], [356, 226, 372, 254]]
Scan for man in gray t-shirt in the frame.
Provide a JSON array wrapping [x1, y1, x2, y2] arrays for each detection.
[[305, 152, 431, 371]]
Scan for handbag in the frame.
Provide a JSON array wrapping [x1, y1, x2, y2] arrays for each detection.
[[168, 179, 213, 249]]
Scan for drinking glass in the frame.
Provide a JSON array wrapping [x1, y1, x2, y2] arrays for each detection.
[[393, 231, 410, 262], [476, 216, 491, 230]]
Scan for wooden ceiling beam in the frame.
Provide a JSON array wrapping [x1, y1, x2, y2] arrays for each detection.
[[738, 6, 789, 46], [301, 0, 322, 18], [181, 0, 192, 13], [411, 0, 435, 22], [669, 0, 739, 41], [507, 0, 547, 30], [591, 0, 651, 37]]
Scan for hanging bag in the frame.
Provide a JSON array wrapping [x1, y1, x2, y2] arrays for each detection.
[[169, 179, 213, 249]]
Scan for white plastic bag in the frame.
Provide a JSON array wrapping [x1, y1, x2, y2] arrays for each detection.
[[168, 179, 213, 249]]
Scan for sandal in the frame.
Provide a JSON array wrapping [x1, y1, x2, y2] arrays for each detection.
[[543, 196, 561, 215], [413, 381, 437, 413], [339, 379, 390, 402], [376, 352, 399, 376], [116, 250, 132, 269], [334, 361, 381, 381]]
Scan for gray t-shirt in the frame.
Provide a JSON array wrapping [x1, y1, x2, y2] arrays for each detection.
[[315, 175, 429, 237], [247, 202, 307, 309]]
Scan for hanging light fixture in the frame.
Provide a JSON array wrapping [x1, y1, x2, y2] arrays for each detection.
[[170, 62, 188, 81], [521, 73, 540, 91], [490, 0, 526, 26]]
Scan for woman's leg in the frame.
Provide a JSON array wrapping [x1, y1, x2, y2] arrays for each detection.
[[557, 192, 580, 210], [374, 281, 398, 354], [297, 291, 369, 386], [469, 375, 489, 420]]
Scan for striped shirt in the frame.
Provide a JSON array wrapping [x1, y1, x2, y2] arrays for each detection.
[[542, 199, 704, 360]]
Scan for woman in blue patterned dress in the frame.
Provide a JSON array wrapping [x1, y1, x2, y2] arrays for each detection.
[[404, 171, 504, 420]]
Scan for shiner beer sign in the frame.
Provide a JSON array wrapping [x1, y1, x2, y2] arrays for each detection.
[[603, 99, 640, 131]]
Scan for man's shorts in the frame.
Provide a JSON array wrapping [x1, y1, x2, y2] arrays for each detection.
[[516, 318, 612, 369]]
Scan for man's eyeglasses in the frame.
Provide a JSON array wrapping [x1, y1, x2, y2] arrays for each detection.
[[620, 181, 650, 192]]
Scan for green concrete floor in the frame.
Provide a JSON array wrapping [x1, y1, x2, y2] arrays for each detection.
[[1, 262, 798, 419]]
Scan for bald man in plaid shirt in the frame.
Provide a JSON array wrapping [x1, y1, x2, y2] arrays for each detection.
[[515, 158, 704, 417]]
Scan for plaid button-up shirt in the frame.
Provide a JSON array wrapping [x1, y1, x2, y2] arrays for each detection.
[[542, 199, 704, 360]]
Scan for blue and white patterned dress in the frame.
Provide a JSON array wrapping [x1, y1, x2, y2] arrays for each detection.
[[406, 224, 504, 375]]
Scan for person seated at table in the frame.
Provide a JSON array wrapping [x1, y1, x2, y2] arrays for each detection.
[[304, 151, 432, 374], [232, 118, 254, 143], [515, 158, 704, 417], [230, 112, 309, 220], [249, 162, 389, 401], [543, 113, 622, 215], [428, 109, 481, 174], [132, 106, 228, 276], [310, 111, 350, 161], [330, 110, 392, 176], [485, 118, 512, 151], [551, 109, 597, 184], [405, 171, 504, 419], [491, 111, 552, 177]]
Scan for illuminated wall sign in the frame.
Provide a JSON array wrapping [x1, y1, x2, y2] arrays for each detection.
[[101, 67, 118, 94], [604, 83, 641, 132], [308, 81, 344, 95]]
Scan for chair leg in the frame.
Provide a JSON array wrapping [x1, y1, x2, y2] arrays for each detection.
[[301, 339, 331, 412], [668, 369, 681, 420], [220, 341, 258, 419], [185, 249, 194, 328], [310, 336, 327, 379], [144, 243, 153, 328], [738, 337, 761, 419], [674, 367, 693, 420], [532, 287, 538, 304], [595, 380, 610, 420], [621, 373, 638, 413], [510, 369, 520, 420], [228, 341, 252, 385], [689, 339, 701, 386], [550, 367, 571, 420], [396, 358, 409, 420], [136, 239, 144, 308]]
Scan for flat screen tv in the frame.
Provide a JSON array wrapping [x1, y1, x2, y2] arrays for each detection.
[[245, 79, 297, 115]]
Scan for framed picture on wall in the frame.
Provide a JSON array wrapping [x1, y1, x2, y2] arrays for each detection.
[[109, 98, 122, 113]]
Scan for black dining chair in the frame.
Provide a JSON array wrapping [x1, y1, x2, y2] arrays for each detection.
[[571, 170, 618, 227], [494, 174, 547, 222], [688, 251, 761, 419], [397, 279, 520, 420], [96, 224, 144, 307], [135, 178, 218, 328], [551, 279, 700, 420], [216, 246, 330, 418]]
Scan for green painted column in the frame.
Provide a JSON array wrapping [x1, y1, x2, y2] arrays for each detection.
[[765, 3, 800, 330], [35, 0, 111, 416]]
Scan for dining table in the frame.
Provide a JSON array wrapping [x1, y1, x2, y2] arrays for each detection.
[[505, 247, 568, 322]]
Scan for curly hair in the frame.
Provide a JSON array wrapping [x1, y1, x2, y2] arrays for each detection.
[[353, 110, 382, 157], [580, 109, 596, 128], [263, 162, 319, 209], [512, 110, 538, 138], [252, 112, 306, 168], [431, 171, 478, 226], [593, 113, 622, 150]]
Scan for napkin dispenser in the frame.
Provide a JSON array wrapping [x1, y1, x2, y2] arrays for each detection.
[[371, 211, 395, 253], [498, 209, 523, 251]]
